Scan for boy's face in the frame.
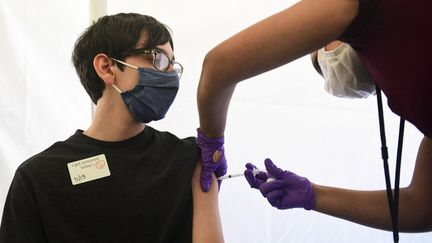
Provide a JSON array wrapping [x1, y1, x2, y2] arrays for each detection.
[[113, 34, 175, 92]]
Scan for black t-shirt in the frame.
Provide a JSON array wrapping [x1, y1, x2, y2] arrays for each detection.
[[0, 126, 199, 243]]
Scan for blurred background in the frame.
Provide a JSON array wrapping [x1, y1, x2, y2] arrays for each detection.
[[1, 0, 430, 242]]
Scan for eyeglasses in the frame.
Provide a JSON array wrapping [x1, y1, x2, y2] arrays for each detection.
[[113, 49, 183, 78]]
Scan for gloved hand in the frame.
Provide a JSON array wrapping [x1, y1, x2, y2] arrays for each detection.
[[196, 128, 227, 192], [244, 158, 315, 210], [244, 163, 271, 189]]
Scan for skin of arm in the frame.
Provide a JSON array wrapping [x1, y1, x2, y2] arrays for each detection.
[[192, 161, 224, 243], [197, 0, 359, 137], [313, 136, 432, 232]]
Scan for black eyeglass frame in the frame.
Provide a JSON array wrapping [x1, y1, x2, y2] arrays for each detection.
[[121, 48, 183, 77]]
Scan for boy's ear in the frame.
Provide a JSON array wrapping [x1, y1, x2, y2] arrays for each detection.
[[93, 53, 116, 84]]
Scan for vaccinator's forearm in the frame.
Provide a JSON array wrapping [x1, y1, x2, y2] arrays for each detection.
[[314, 137, 432, 232]]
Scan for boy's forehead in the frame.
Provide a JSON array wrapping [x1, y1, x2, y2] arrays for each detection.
[[157, 43, 175, 60], [134, 32, 172, 50], [135, 32, 149, 48]]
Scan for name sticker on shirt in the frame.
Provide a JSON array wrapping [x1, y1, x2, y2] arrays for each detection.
[[67, 154, 111, 185]]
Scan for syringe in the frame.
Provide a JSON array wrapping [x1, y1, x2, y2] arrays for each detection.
[[217, 169, 276, 182], [217, 173, 245, 180]]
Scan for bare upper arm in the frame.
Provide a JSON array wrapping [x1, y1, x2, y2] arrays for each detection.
[[191, 161, 224, 243], [203, 0, 359, 85]]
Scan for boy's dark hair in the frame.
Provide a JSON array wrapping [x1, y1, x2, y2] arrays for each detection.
[[72, 13, 173, 104]]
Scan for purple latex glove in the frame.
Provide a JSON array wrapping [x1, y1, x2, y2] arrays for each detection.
[[247, 158, 316, 210], [244, 163, 271, 189], [196, 128, 227, 192]]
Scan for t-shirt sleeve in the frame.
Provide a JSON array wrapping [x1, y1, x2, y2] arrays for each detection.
[[182, 136, 200, 160], [0, 167, 47, 242], [339, 0, 380, 44]]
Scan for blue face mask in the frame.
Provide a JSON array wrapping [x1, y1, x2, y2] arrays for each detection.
[[113, 67, 179, 123]]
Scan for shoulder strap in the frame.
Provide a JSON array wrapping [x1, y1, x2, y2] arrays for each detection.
[[375, 85, 405, 243]]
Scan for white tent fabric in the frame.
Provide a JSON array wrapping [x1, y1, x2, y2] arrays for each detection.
[[1, 0, 431, 242], [0, 0, 91, 211]]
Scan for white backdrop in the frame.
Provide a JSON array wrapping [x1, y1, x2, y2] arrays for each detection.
[[1, 0, 431, 242]]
